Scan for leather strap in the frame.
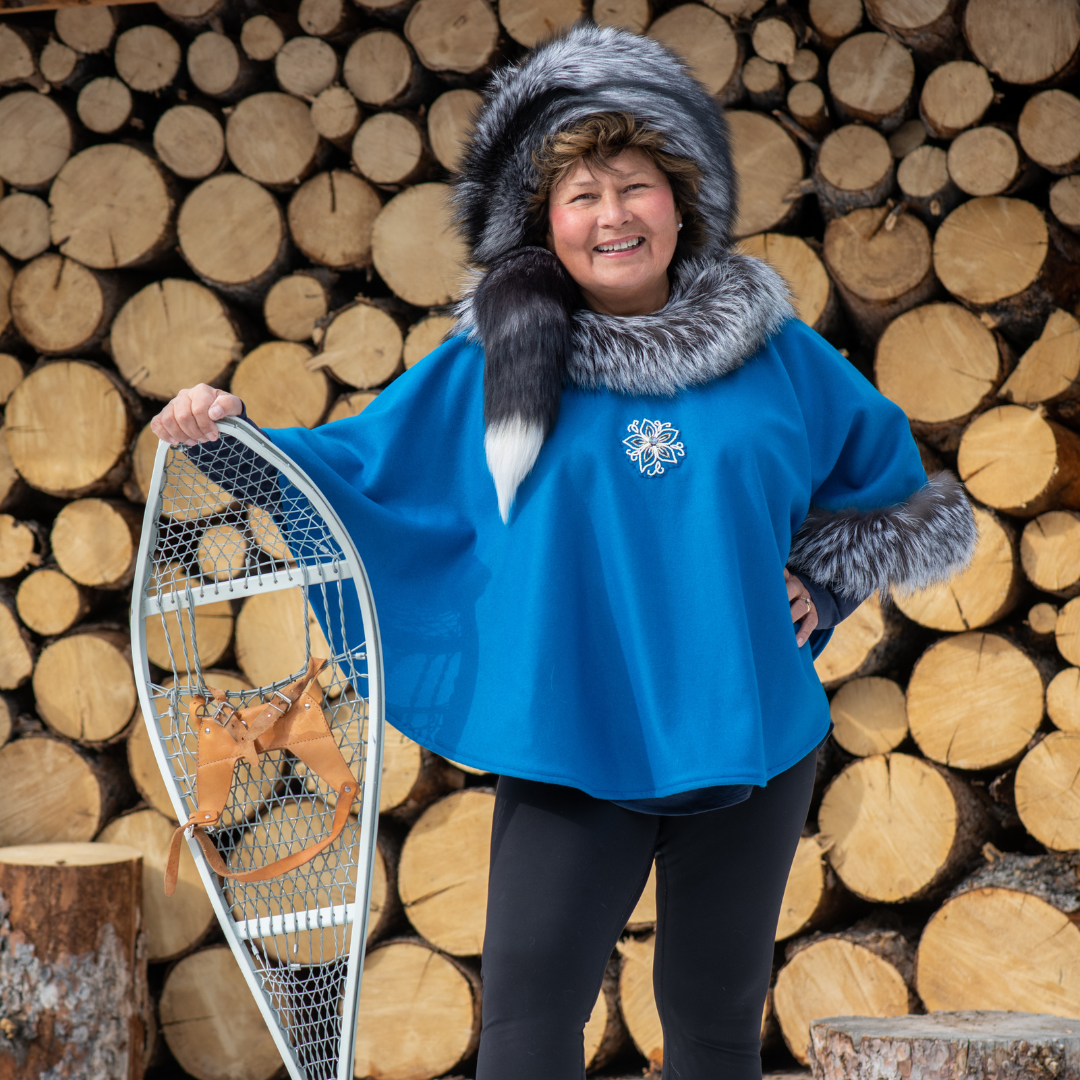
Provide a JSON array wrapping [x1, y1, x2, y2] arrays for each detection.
[[164, 658, 359, 896]]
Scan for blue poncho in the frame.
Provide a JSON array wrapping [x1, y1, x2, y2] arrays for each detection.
[[261, 316, 928, 800]]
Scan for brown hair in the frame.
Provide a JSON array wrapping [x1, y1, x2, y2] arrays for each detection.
[[528, 111, 705, 246]]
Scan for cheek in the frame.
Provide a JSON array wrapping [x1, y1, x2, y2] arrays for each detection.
[[547, 206, 592, 257], [637, 189, 679, 237]]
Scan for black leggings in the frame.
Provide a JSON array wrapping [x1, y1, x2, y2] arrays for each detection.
[[476, 745, 819, 1080]]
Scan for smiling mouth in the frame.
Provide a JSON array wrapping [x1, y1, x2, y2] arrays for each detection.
[[595, 237, 645, 252]]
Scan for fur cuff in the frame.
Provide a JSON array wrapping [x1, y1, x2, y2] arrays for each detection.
[[473, 246, 579, 522], [787, 471, 978, 600]]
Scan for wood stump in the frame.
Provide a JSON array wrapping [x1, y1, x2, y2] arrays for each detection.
[[0, 736, 128, 845], [958, 405, 1080, 517], [225, 92, 320, 188], [51, 499, 141, 590], [814, 125, 895, 220], [312, 300, 403, 389], [892, 505, 1020, 630], [159, 946, 283, 1080], [0, 92, 72, 192], [906, 631, 1044, 770], [0, 842, 150, 1080], [828, 32, 914, 132], [352, 938, 481, 1080], [817, 753, 992, 903], [829, 676, 909, 757], [288, 169, 381, 269], [397, 788, 494, 955], [728, 110, 804, 237], [111, 279, 244, 401], [263, 272, 331, 343], [648, 4, 743, 104], [153, 105, 226, 181], [963, 0, 1080, 86], [231, 340, 330, 429]]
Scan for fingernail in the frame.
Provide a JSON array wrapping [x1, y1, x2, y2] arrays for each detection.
[[208, 406, 222, 419]]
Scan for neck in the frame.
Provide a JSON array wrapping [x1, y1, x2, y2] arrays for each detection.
[[579, 274, 671, 317]]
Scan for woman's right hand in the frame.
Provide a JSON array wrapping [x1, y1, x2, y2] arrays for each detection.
[[150, 384, 244, 447]]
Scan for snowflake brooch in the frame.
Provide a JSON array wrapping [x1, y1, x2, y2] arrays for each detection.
[[623, 419, 685, 477]]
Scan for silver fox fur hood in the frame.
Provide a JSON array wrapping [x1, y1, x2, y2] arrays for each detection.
[[452, 23, 975, 599]]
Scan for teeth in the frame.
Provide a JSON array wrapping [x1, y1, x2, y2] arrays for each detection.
[[596, 237, 643, 252]]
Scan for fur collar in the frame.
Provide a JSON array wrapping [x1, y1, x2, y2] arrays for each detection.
[[455, 252, 794, 398]]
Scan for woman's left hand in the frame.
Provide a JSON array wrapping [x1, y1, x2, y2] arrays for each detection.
[[784, 569, 818, 648]]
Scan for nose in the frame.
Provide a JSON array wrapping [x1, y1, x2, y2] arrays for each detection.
[[596, 189, 633, 229]]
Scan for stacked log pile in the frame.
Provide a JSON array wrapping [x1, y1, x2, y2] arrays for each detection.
[[2, 0, 1080, 1076]]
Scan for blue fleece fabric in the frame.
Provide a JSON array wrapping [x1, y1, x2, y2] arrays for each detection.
[[264, 317, 926, 800]]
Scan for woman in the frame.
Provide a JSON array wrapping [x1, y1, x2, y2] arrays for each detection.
[[152, 24, 976, 1079]]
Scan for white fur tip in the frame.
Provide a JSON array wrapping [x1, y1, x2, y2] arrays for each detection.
[[485, 418, 544, 523]]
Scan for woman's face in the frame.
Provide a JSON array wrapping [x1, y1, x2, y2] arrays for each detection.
[[547, 148, 681, 317]]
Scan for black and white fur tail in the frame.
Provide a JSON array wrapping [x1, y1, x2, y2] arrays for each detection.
[[472, 247, 579, 522]]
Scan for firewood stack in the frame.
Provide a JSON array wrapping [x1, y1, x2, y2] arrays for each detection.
[[1, 0, 1080, 1076]]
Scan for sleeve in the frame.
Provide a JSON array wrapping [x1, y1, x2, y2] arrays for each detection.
[[798, 574, 856, 630], [780, 320, 977, 601], [181, 405, 280, 510]]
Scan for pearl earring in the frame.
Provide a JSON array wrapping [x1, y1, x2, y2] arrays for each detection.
[[677, 222, 683, 230]]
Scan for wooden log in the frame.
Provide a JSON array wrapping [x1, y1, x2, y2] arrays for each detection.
[[0, 254, 11, 345], [428, 89, 481, 173], [1014, 732, 1080, 851], [5, 360, 136, 500], [864, 0, 963, 65], [288, 169, 381, 269], [647, 4, 743, 104], [934, 198, 1080, 329], [50, 144, 177, 270], [788, 48, 821, 82], [326, 391, 378, 422], [230, 340, 330, 428], [888, 117, 927, 158], [1060, 597, 1080, 666], [372, 183, 466, 307], [0, 736, 128, 844], [0, 842, 150, 1080], [1000, 308, 1080, 415], [626, 859, 656, 930], [827, 32, 914, 132], [111, 278, 244, 401], [39, 36, 82, 90], [1051, 176, 1080, 236], [1021, 511, 1080, 598], [776, 833, 854, 941], [55, 5, 116, 54], [0, 514, 44, 577], [743, 57, 786, 111], [51, 499, 141, 591], [9, 255, 123, 355], [500, 0, 584, 47], [127, 426, 233, 521], [76, 77, 134, 136], [946, 126, 1026, 198], [753, 13, 800, 65], [16, 567, 92, 637], [593, 0, 652, 33], [919, 60, 993, 139], [311, 299, 403, 388], [353, 938, 482, 1080], [875, 303, 1006, 451], [404, 313, 454, 368], [738, 232, 838, 336], [916, 850, 1080, 1015], [157, 0, 230, 28], [1017, 91, 1078, 182], [824, 207, 935, 343], [239, 14, 285, 61], [0, 92, 73, 193], [178, 173, 288, 303], [397, 788, 495, 955], [196, 522, 248, 581], [98, 807, 215, 962], [352, 112, 431, 187], [299, 0, 359, 40], [829, 675, 909, 757], [367, 834, 401, 944], [263, 271, 332, 343], [963, 0, 1080, 87], [404, 0, 501, 78], [584, 957, 630, 1073], [343, 29, 425, 109], [906, 630, 1044, 770], [310, 85, 360, 150], [809, 1012, 1080, 1080], [776, 922, 917, 1065], [817, 753, 993, 903], [958, 404, 1080, 517], [153, 104, 226, 181], [1048, 666, 1080, 732], [188, 31, 257, 101], [225, 92, 320, 188], [0, 585, 35, 689], [275, 35, 338, 101], [0, 25, 45, 92], [0, 353, 23, 407], [379, 723, 462, 815], [144, 564, 234, 674], [787, 81, 831, 138], [892, 505, 1020, 630], [813, 593, 907, 690], [114, 25, 182, 93], [1029, 601, 1061, 641], [809, 0, 864, 51], [159, 946, 284, 1080], [728, 111, 804, 237], [813, 125, 894, 220], [0, 695, 11, 751]]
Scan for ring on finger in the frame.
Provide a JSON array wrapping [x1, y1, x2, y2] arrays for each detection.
[[802, 595, 812, 613]]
